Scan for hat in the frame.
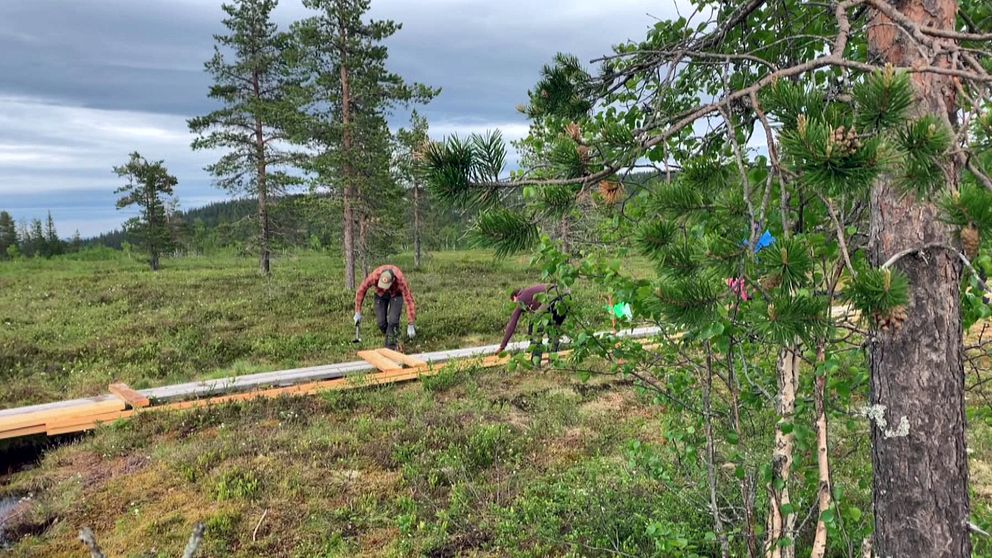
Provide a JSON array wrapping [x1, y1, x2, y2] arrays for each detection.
[[377, 269, 395, 290]]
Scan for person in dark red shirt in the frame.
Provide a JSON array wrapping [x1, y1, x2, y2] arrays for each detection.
[[354, 265, 417, 349], [497, 283, 568, 364]]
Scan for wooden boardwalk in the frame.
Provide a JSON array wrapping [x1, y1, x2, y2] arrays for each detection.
[[0, 326, 662, 442]]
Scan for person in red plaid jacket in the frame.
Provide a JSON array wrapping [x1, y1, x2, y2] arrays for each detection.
[[354, 265, 417, 349]]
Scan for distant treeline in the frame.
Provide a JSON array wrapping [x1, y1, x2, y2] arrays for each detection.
[[0, 211, 83, 260], [1, 192, 477, 260]]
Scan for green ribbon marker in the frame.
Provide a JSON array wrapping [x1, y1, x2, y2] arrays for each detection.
[[606, 302, 633, 321]]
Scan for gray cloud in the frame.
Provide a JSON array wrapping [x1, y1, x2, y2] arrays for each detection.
[[0, 0, 678, 237]]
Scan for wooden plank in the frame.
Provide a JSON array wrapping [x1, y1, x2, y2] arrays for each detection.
[[46, 411, 134, 436], [46, 409, 134, 432], [0, 397, 126, 431], [357, 350, 403, 372], [0, 325, 669, 441], [108, 383, 150, 408], [377, 348, 428, 368], [0, 424, 47, 440]]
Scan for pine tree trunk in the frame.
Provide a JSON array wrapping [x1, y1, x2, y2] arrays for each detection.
[[413, 181, 422, 269], [766, 347, 798, 558], [867, 1, 970, 556], [252, 72, 271, 276], [339, 19, 356, 291], [359, 211, 370, 277]]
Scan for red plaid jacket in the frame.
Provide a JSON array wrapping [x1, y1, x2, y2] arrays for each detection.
[[355, 265, 416, 323]]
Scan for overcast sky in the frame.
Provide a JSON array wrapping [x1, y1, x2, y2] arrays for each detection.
[[0, 0, 676, 237]]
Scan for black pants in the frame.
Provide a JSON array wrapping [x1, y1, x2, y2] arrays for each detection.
[[527, 299, 567, 364], [374, 293, 403, 349]]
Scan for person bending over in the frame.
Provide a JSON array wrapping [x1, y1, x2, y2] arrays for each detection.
[[354, 265, 416, 349], [497, 283, 568, 364]]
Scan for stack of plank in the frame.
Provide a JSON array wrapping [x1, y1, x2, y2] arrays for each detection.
[[0, 384, 149, 440], [0, 326, 673, 443], [0, 348, 506, 442]]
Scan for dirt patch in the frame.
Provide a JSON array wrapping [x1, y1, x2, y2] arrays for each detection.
[[579, 391, 632, 415]]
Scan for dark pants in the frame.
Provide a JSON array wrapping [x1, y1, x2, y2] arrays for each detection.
[[527, 300, 567, 364], [374, 293, 403, 349]]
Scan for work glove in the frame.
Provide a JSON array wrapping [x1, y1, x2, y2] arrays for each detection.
[[353, 312, 362, 325], [407, 324, 416, 338]]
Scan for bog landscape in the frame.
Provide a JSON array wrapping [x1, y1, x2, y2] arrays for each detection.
[[2, 0, 992, 557]]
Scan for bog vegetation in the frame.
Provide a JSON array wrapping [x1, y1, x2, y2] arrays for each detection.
[[2, 0, 992, 556]]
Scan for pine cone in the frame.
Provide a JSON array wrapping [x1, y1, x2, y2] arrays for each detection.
[[576, 144, 590, 164], [874, 306, 908, 332], [761, 274, 782, 291], [599, 180, 624, 205], [961, 225, 980, 260], [565, 122, 582, 143]]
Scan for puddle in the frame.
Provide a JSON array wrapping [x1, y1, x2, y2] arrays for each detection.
[[0, 495, 22, 548]]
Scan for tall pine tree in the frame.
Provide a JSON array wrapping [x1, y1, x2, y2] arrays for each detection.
[[291, 0, 435, 288], [189, 0, 301, 275]]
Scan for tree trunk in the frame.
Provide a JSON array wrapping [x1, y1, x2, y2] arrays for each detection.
[[339, 20, 356, 291], [811, 345, 833, 558], [766, 347, 798, 558], [358, 210, 370, 277], [252, 72, 270, 276], [413, 181, 422, 269], [867, 1, 970, 556]]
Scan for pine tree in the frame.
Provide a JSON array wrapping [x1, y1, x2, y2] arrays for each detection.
[[70, 230, 82, 254], [28, 218, 44, 258], [189, 0, 301, 275], [0, 211, 17, 260], [425, 2, 991, 556], [396, 111, 430, 269], [113, 152, 178, 271], [290, 0, 436, 288], [44, 211, 62, 257]]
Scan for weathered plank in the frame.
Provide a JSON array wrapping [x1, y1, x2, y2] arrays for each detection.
[[357, 350, 403, 372], [376, 348, 428, 368], [108, 383, 150, 408]]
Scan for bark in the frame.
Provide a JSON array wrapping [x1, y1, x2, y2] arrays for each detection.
[[867, 1, 970, 556], [358, 210, 370, 277], [339, 19, 356, 290], [766, 347, 798, 558], [413, 180, 422, 269], [811, 345, 833, 558], [252, 70, 270, 276]]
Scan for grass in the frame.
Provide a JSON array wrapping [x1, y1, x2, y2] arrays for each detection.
[[2, 364, 685, 557], [1, 250, 991, 556], [0, 250, 622, 408]]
